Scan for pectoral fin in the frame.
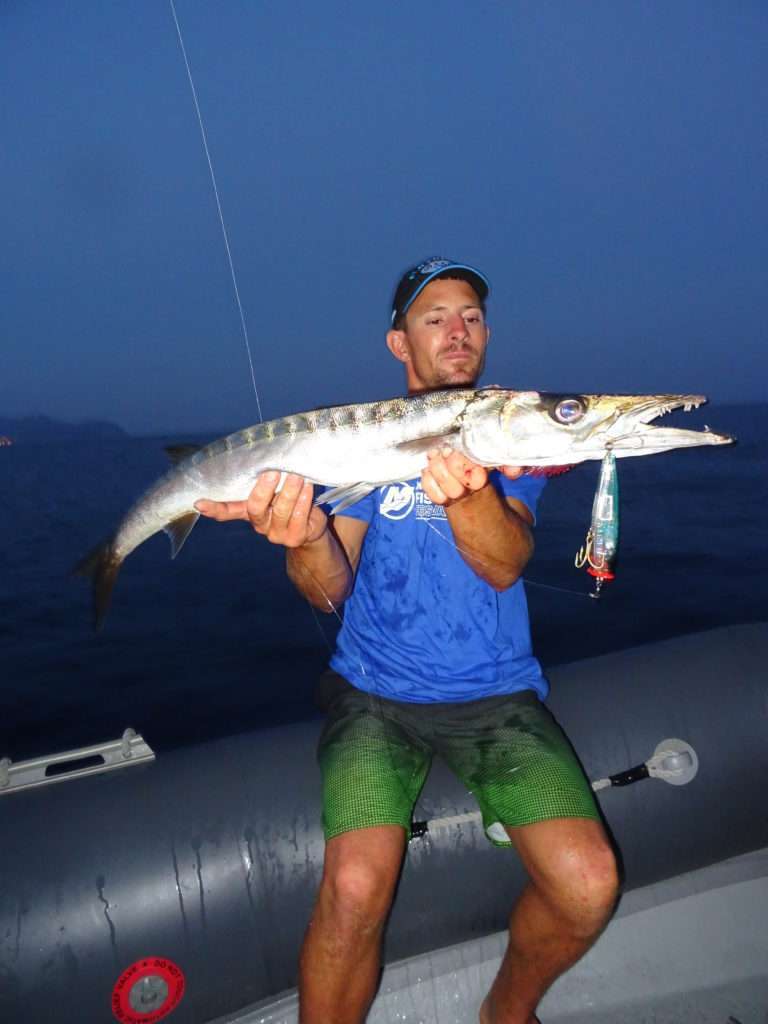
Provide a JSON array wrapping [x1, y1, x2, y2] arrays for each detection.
[[393, 430, 459, 455], [316, 483, 376, 515]]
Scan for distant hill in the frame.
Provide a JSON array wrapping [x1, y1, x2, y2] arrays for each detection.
[[0, 415, 128, 443]]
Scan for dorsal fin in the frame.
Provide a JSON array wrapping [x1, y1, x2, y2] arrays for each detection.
[[164, 444, 202, 465]]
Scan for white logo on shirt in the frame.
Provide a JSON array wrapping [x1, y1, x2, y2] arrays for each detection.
[[380, 483, 415, 520], [379, 482, 448, 521]]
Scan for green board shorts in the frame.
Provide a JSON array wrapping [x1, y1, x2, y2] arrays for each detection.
[[316, 671, 599, 847]]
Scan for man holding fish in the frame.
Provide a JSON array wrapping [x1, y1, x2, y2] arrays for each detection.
[[196, 257, 620, 1024]]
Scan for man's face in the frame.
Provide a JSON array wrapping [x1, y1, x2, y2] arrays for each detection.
[[386, 277, 490, 392]]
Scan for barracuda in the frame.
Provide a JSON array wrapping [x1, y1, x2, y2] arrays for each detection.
[[75, 389, 732, 627]]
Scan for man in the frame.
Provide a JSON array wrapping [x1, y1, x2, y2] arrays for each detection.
[[196, 258, 619, 1024]]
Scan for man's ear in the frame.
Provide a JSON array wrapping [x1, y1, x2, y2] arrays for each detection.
[[386, 329, 410, 364]]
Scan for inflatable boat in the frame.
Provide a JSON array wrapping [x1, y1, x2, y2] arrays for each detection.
[[1, 623, 766, 1023]]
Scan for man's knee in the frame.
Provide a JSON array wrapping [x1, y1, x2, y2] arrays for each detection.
[[546, 832, 619, 932], [515, 819, 619, 935], [319, 826, 405, 929], [323, 859, 394, 918]]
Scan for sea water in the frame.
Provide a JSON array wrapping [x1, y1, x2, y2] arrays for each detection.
[[0, 404, 765, 761]]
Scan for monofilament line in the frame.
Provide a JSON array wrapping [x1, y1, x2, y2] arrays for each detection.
[[169, 0, 263, 421], [421, 518, 590, 599]]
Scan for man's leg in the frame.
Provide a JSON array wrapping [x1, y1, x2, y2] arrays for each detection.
[[480, 816, 619, 1024], [299, 824, 407, 1024]]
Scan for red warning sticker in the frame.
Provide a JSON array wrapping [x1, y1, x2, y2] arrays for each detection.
[[112, 957, 185, 1024]]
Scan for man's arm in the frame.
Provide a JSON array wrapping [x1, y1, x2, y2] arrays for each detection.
[[286, 514, 368, 611], [195, 471, 368, 612], [421, 449, 534, 591]]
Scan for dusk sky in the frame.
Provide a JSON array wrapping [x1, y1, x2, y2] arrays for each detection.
[[2, 2, 766, 435]]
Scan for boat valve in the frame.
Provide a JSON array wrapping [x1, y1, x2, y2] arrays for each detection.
[[591, 738, 699, 791]]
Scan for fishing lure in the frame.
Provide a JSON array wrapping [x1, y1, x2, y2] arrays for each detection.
[[575, 449, 619, 598]]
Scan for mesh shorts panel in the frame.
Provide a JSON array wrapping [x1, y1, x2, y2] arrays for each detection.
[[434, 697, 599, 844], [318, 701, 432, 841]]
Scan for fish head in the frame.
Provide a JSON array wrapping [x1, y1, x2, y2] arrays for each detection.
[[461, 390, 734, 466]]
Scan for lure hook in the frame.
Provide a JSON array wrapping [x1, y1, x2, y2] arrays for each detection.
[[575, 449, 619, 598], [574, 530, 593, 569]]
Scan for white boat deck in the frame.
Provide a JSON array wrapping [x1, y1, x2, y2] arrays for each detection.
[[215, 847, 768, 1024]]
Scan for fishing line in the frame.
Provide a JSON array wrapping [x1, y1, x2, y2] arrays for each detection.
[[289, 550, 344, 623], [169, 0, 263, 421], [306, 602, 337, 656], [291, 551, 369, 679], [169, 4, 349, 672], [521, 578, 592, 599], [420, 517, 590, 598]]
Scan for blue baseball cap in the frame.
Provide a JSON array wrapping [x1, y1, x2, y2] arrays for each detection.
[[391, 257, 490, 326]]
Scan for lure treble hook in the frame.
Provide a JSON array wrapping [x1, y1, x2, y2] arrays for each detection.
[[575, 449, 619, 598]]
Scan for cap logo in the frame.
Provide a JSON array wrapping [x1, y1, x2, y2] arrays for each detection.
[[412, 257, 454, 278]]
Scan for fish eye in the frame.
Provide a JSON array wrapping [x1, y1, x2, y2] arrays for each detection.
[[553, 398, 585, 424]]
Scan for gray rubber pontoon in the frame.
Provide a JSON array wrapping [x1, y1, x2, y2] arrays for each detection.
[[1, 623, 766, 1024]]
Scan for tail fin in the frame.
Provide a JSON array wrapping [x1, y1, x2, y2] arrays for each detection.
[[72, 540, 123, 631]]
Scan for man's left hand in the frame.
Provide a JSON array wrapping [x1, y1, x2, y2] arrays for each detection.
[[422, 449, 524, 507]]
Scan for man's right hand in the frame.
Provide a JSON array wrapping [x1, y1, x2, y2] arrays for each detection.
[[195, 471, 329, 548]]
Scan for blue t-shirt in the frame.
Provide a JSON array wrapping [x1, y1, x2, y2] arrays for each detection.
[[328, 471, 548, 703]]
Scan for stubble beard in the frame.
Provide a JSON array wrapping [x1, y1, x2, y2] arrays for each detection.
[[431, 347, 486, 390]]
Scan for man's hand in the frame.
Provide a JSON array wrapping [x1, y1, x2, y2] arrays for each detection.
[[421, 450, 532, 589], [195, 471, 328, 548], [422, 448, 524, 506]]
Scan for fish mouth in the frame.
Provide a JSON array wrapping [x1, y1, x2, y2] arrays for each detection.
[[626, 394, 710, 425], [631, 394, 706, 423], [602, 395, 734, 453]]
